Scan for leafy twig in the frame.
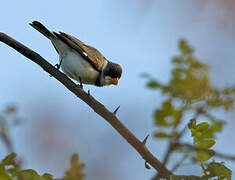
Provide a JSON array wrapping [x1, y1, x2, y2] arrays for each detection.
[[176, 143, 235, 162]]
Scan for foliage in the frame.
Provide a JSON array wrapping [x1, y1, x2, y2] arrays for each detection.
[[0, 152, 85, 180], [62, 154, 85, 180], [145, 39, 235, 179], [0, 105, 86, 180], [0, 105, 20, 152]]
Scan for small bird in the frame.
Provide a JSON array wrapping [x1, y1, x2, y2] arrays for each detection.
[[29, 21, 122, 87]]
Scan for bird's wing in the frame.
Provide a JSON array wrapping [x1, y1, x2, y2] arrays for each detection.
[[54, 32, 105, 72]]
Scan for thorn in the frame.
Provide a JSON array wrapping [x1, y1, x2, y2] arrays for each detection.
[[88, 90, 90, 96], [145, 161, 151, 169], [142, 134, 150, 145], [113, 105, 120, 115]]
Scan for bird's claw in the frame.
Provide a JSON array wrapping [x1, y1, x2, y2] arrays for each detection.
[[77, 83, 83, 89], [78, 77, 83, 89], [49, 64, 60, 77], [54, 64, 60, 70]]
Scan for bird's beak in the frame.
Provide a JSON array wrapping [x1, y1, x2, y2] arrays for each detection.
[[111, 78, 119, 85]]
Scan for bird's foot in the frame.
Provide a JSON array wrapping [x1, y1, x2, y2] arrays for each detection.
[[54, 64, 60, 70], [76, 83, 83, 89], [78, 77, 83, 89], [49, 64, 60, 77]]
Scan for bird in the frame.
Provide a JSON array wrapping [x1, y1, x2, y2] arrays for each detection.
[[29, 21, 122, 87]]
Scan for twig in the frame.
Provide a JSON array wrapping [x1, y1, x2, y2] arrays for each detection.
[[171, 154, 189, 172], [0, 131, 14, 153], [162, 143, 174, 166], [161, 106, 201, 167], [176, 143, 235, 162], [0, 33, 172, 177]]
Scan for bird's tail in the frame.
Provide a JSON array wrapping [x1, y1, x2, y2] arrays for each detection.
[[29, 21, 56, 39]]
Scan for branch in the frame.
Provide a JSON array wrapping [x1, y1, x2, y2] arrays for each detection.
[[161, 107, 201, 167], [0, 33, 172, 177], [171, 154, 188, 172], [176, 143, 235, 161], [0, 131, 14, 153]]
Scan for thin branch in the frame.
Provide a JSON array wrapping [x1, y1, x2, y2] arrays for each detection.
[[176, 143, 235, 161], [161, 106, 201, 167], [171, 154, 189, 172], [0, 131, 14, 153], [162, 143, 174, 166], [0, 33, 172, 177]]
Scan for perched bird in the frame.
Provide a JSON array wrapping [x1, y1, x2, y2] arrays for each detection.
[[29, 21, 122, 87]]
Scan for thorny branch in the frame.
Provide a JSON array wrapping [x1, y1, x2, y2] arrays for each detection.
[[0, 33, 172, 177]]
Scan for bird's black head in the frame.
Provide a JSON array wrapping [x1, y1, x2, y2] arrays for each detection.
[[101, 61, 122, 86], [104, 62, 122, 79]]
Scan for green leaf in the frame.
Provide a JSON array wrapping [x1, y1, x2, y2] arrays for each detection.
[[211, 120, 225, 132], [172, 57, 183, 64], [224, 99, 233, 111], [62, 154, 85, 180], [147, 81, 161, 88], [154, 132, 169, 138], [1, 153, 16, 166], [196, 140, 215, 149], [204, 161, 232, 180], [18, 169, 41, 180], [178, 39, 193, 55], [162, 86, 171, 94], [154, 100, 182, 127], [0, 152, 19, 177], [195, 122, 209, 132], [196, 151, 214, 162], [42, 173, 54, 180], [0, 175, 12, 180]]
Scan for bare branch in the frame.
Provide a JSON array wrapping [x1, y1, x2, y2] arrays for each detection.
[[161, 107, 201, 167], [0, 131, 14, 153], [0, 33, 172, 177], [171, 154, 189, 172]]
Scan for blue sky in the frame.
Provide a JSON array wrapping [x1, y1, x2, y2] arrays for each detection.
[[1, 1, 235, 179]]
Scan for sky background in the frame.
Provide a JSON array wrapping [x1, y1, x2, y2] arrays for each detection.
[[1, 0, 235, 179]]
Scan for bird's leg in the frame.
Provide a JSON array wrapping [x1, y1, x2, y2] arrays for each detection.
[[50, 57, 62, 77], [54, 56, 62, 70], [78, 77, 83, 89]]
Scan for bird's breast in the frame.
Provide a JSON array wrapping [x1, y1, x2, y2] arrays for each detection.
[[61, 50, 99, 84]]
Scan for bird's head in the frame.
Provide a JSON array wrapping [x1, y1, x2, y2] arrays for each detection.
[[100, 61, 122, 86]]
